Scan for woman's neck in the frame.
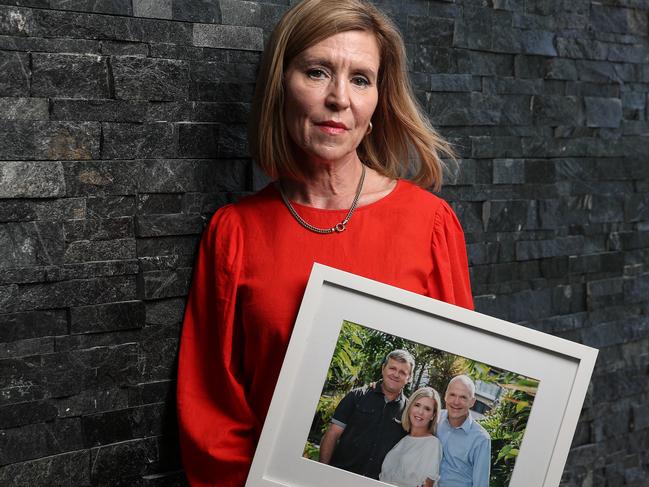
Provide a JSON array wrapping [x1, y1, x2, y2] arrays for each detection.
[[278, 154, 397, 210], [409, 426, 433, 438], [280, 156, 363, 210]]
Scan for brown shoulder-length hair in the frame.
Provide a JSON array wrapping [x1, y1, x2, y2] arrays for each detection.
[[249, 0, 454, 191], [401, 387, 442, 435]]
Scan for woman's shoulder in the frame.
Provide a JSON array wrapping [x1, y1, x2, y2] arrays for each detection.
[[391, 180, 457, 222], [207, 184, 281, 227]]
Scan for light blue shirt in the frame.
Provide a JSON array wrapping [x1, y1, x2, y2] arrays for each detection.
[[437, 410, 491, 487]]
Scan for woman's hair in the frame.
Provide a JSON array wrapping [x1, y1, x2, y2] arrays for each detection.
[[249, 0, 454, 191], [401, 387, 442, 435]]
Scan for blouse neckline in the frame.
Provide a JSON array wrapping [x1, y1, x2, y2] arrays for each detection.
[[268, 179, 405, 214]]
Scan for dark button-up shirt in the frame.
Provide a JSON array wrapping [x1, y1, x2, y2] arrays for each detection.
[[330, 381, 407, 479]]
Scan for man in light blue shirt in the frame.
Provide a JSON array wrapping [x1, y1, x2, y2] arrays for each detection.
[[437, 375, 491, 487]]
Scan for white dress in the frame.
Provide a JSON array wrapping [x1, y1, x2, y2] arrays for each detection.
[[379, 435, 442, 487]]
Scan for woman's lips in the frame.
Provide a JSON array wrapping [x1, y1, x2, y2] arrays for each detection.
[[315, 121, 348, 135]]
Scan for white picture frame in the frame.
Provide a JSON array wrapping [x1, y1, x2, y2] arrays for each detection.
[[246, 263, 598, 487]]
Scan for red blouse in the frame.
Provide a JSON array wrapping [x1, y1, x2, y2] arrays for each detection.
[[177, 180, 473, 487]]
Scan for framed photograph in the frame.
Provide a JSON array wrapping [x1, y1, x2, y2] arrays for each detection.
[[246, 264, 598, 487]]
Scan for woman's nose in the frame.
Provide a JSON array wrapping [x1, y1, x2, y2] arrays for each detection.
[[325, 79, 350, 110]]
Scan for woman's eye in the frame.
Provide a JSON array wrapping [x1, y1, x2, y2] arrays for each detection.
[[307, 69, 327, 79], [352, 76, 370, 87]]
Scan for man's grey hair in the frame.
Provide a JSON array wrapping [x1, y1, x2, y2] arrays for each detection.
[[382, 349, 416, 380], [447, 374, 476, 398]]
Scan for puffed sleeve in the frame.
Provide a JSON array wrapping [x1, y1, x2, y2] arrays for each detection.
[[429, 200, 474, 310], [177, 206, 254, 487]]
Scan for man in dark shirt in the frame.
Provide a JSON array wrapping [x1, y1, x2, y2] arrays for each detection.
[[318, 349, 415, 479]]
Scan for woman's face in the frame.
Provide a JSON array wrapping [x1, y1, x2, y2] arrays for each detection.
[[283, 30, 380, 167], [409, 396, 437, 431]]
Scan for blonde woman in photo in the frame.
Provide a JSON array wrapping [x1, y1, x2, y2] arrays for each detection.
[[380, 387, 443, 487]]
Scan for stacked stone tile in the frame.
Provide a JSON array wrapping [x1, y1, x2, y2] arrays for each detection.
[[0, 0, 647, 485]]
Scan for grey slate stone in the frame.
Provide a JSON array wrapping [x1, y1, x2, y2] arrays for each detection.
[[0, 222, 65, 268], [0, 418, 84, 465], [173, 0, 220, 23], [0, 448, 90, 486], [0, 6, 33, 36], [101, 123, 177, 159], [135, 213, 203, 237], [0, 121, 101, 160], [0, 50, 29, 96], [133, 0, 172, 19], [193, 23, 263, 51], [50, 0, 132, 15], [31, 53, 110, 98], [70, 300, 145, 334], [0, 309, 68, 341], [493, 159, 525, 184], [63, 238, 136, 263], [0, 161, 66, 198], [0, 97, 48, 120], [220, 0, 262, 27], [112, 56, 189, 101], [585, 97, 623, 128]]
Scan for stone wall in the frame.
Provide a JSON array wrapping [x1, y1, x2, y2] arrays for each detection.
[[0, 0, 647, 485]]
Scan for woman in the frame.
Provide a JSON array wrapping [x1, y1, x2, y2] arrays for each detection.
[[380, 387, 443, 487], [177, 1, 473, 486]]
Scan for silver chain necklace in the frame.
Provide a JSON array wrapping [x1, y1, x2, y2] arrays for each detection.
[[278, 165, 366, 234]]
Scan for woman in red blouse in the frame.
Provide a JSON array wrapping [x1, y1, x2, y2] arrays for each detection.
[[177, 1, 473, 485]]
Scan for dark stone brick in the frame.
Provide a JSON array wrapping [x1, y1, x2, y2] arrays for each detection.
[[173, 0, 220, 23], [192, 23, 262, 51], [0, 400, 58, 428], [0, 309, 67, 341], [70, 300, 144, 335], [136, 194, 183, 215], [100, 40, 149, 56], [494, 28, 557, 56], [591, 5, 629, 35], [62, 161, 138, 196], [136, 214, 203, 237], [189, 80, 255, 102], [457, 50, 514, 76], [220, 0, 261, 27], [178, 123, 218, 158], [0, 222, 65, 268], [0, 34, 99, 54], [190, 101, 250, 123], [51, 0, 131, 14], [590, 195, 624, 224], [0, 161, 65, 198], [0, 418, 83, 464], [31, 9, 192, 44], [63, 217, 133, 242], [483, 200, 538, 232], [532, 95, 583, 125], [137, 235, 198, 258], [138, 159, 246, 193], [0, 336, 56, 359], [142, 268, 192, 299], [32, 53, 110, 98], [87, 196, 136, 219], [90, 437, 158, 485], [0, 97, 48, 120], [113, 56, 190, 101], [516, 236, 584, 260], [102, 123, 177, 159], [0, 450, 90, 487], [63, 238, 136, 263], [585, 97, 623, 128], [146, 298, 185, 325], [0, 6, 33, 36], [406, 15, 454, 47], [6, 275, 136, 313], [0, 50, 27, 95], [625, 274, 649, 304], [82, 402, 165, 447], [556, 37, 609, 61], [429, 74, 478, 92], [0, 121, 100, 160]]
